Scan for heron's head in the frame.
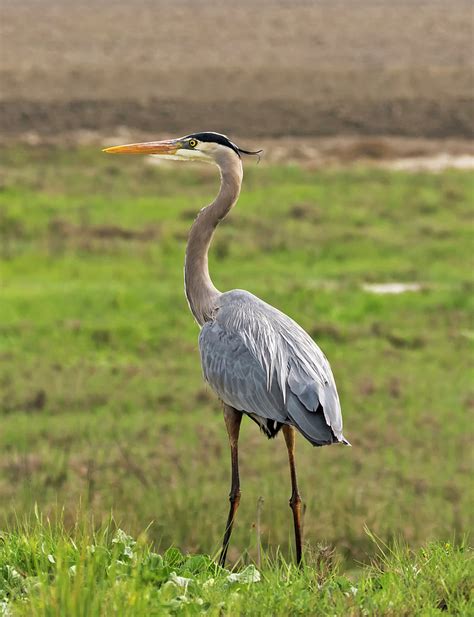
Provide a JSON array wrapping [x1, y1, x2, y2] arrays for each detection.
[[103, 132, 262, 166]]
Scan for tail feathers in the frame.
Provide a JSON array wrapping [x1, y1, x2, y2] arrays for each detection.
[[286, 396, 334, 447], [286, 395, 350, 448]]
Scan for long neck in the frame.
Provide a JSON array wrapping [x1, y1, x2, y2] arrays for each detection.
[[184, 152, 243, 326]]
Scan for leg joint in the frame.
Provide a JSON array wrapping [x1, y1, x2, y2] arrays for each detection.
[[229, 490, 241, 504], [289, 492, 302, 508]]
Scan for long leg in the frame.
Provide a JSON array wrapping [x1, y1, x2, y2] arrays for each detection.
[[282, 425, 303, 565], [219, 404, 243, 567]]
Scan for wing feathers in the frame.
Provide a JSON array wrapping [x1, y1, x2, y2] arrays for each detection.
[[199, 290, 348, 446]]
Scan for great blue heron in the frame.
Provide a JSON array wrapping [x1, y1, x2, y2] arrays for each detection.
[[104, 132, 349, 566]]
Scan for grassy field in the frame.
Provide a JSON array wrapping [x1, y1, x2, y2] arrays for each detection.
[[0, 520, 472, 616], [0, 146, 472, 612]]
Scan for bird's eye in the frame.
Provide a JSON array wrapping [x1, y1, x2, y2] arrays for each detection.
[[189, 139, 198, 148]]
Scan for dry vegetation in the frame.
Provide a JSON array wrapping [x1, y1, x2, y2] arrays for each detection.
[[1, 0, 472, 138]]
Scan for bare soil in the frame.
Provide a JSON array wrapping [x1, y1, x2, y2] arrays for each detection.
[[1, 0, 473, 139]]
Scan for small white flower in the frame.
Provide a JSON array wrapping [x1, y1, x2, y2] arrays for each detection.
[[202, 577, 215, 590], [123, 545, 134, 559], [5, 566, 21, 581], [0, 600, 11, 617], [112, 529, 135, 547]]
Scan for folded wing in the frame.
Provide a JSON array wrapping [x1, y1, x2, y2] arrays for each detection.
[[199, 290, 348, 446]]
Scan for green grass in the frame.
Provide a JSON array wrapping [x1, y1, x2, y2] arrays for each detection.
[[0, 520, 472, 616], [0, 146, 473, 600]]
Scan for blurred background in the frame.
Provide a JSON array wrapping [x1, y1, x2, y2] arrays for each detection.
[[0, 0, 472, 568], [2, 0, 473, 142]]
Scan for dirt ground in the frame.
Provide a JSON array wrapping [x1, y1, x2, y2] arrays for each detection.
[[1, 0, 472, 139]]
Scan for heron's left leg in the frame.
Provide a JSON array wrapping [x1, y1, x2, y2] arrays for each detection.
[[219, 404, 243, 567], [282, 424, 303, 565]]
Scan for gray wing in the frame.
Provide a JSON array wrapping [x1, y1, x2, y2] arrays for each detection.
[[199, 289, 348, 446]]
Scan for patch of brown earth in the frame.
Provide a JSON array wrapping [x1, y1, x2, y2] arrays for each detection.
[[1, 0, 472, 138]]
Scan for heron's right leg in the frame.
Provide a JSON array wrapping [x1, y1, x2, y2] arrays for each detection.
[[218, 404, 243, 568], [282, 424, 303, 565]]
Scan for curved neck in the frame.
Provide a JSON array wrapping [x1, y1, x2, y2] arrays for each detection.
[[185, 151, 243, 326]]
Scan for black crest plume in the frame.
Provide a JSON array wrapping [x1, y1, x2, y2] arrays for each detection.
[[186, 132, 263, 160]]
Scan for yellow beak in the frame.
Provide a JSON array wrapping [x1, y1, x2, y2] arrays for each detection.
[[103, 139, 183, 155]]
